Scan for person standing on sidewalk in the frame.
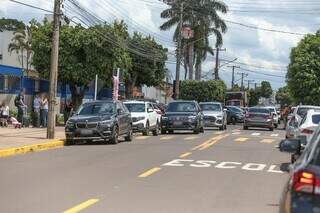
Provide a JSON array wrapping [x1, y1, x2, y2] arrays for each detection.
[[15, 89, 26, 123], [40, 93, 49, 127], [33, 93, 41, 127], [0, 101, 9, 127]]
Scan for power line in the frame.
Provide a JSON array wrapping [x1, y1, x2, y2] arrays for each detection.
[[7, 0, 54, 13]]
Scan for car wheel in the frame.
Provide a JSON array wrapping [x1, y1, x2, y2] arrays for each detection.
[[219, 126, 224, 131], [110, 126, 119, 144], [200, 126, 204, 133], [143, 121, 150, 136], [161, 129, 167, 134], [224, 124, 227, 130], [152, 122, 159, 136], [231, 117, 236, 125], [125, 125, 133, 142], [244, 126, 248, 130], [269, 127, 274, 131], [168, 130, 174, 134], [193, 128, 200, 134], [65, 139, 74, 146], [274, 124, 278, 129]]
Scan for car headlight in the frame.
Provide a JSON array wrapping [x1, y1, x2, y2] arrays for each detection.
[[99, 120, 112, 127], [66, 121, 74, 128], [134, 116, 145, 122]]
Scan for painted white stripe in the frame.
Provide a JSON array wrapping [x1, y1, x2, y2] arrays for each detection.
[[232, 132, 241, 135], [251, 133, 261, 136], [271, 134, 279, 137]]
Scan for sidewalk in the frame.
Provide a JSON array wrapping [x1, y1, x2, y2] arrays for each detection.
[[0, 127, 65, 157]]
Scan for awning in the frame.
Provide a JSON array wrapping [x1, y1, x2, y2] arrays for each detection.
[[0, 64, 23, 76]]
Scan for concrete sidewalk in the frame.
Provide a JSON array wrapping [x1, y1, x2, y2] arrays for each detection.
[[0, 127, 65, 156]]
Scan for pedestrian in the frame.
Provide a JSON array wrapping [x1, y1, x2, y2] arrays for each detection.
[[14, 89, 26, 124], [64, 99, 73, 124], [0, 101, 9, 127], [33, 93, 41, 127], [40, 93, 48, 127]]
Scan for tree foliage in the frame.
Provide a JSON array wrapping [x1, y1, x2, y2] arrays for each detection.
[[0, 18, 25, 32], [259, 81, 273, 98], [248, 88, 260, 106], [287, 32, 320, 105], [180, 80, 226, 102], [276, 86, 293, 106]]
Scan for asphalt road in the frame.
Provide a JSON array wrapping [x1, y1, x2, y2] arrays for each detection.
[[0, 125, 290, 213]]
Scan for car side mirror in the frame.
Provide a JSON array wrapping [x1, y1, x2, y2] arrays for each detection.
[[117, 108, 122, 115], [279, 139, 301, 153], [147, 108, 153, 113]]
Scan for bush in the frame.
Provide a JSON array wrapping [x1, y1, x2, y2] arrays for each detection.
[[180, 80, 227, 102]]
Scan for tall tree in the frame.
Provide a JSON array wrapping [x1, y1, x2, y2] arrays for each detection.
[[259, 81, 273, 98], [0, 18, 25, 32], [160, 0, 227, 80], [287, 30, 320, 105], [276, 86, 293, 106]]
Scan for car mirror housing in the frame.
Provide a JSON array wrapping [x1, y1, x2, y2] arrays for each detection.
[[279, 139, 301, 153]]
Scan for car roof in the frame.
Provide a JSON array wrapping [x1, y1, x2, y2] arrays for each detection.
[[123, 100, 147, 104], [82, 100, 115, 104], [169, 100, 197, 103], [199, 102, 221, 105]]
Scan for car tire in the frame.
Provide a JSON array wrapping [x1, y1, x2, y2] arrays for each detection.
[[193, 128, 200, 134], [161, 129, 167, 134], [110, 126, 119, 144], [65, 139, 74, 146], [219, 126, 224, 131], [231, 117, 236, 125], [244, 126, 248, 130], [224, 124, 227, 130], [291, 154, 296, 164], [143, 122, 150, 136], [168, 130, 174, 134], [274, 124, 278, 129], [152, 123, 159, 136], [125, 125, 133, 142], [269, 127, 274, 131], [200, 126, 204, 133]]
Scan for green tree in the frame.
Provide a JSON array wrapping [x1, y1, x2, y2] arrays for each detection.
[[0, 18, 25, 32], [287, 31, 320, 105], [31, 19, 132, 108], [160, 0, 227, 80], [275, 86, 293, 106], [126, 33, 167, 98], [259, 81, 273, 98], [248, 88, 260, 106]]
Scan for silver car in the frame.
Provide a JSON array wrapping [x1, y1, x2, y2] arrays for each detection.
[[199, 102, 227, 130]]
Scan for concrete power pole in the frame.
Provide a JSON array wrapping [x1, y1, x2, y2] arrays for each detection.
[[47, 0, 62, 139], [174, 2, 184, 99], [237, 72, 248, 91], [245, 80, 255, 90], [228, 65, 240, 88], [214, 47, 226, 80]]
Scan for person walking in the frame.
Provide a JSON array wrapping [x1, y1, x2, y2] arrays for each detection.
[[0, 102, 9, 127], [64, 99, 73, 124], [33, 93, 41, 127], [15, 89, 26, 124], [40, 93, 48, 127]]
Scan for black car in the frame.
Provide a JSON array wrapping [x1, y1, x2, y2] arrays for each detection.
[[161, 100, 204, 134], [279, 125, 320, 213], [65, 100, 132, 145], [226, 106, 244, 124]]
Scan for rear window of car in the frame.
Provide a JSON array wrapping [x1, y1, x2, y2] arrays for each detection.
[[227, 106, 242, 113], [124, 103, 145, 112], [200, 104, 221, 111], [248, 108, 270, 114], [312, 115, 320, 124], [167, 102, 197, 112]]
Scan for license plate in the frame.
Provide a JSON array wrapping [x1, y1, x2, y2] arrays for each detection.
[[81, 129, 93, 135], [174, 121, 183, 126]]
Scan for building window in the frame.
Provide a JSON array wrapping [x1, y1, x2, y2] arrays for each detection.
[[7, 76, 20, 93]]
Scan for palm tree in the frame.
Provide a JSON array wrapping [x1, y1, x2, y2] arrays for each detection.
[[8, 26, 32, 75], [160, 0, 227, 80]]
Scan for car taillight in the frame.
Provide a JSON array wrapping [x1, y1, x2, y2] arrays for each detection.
[[301, 129, 314, 134], [293, 171, 320, 194]]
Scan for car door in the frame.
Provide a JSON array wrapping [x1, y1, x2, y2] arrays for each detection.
[[147, 103, 157, 128]]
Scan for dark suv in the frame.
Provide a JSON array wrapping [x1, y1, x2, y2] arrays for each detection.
[[65, 100, 132, 145], [161, 100, 204, 134]]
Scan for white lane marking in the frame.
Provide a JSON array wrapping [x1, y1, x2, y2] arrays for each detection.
[[232, 132, 241, 135], [271, 134, 279, 137], [135, 136, 151, 140], [184, 136, 198, 140], [214, 132, 224, 135], [160, 136, 174, 140], [251, 132, 261, 136], [260, 139, 275, 144]]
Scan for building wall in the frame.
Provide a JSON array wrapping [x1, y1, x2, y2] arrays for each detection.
[[0, 31, 22, 68], [141, 85, 173, 104]]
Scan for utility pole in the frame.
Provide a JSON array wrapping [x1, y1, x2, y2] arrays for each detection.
[[228, 65, 240, 88], [237, 72, 248, 91], [245, 80, 255, 90], [173, 1, 183, 99], [47, 0, 62, 139], [214, 47, 226, 80]]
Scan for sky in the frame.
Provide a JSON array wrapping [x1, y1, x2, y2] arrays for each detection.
[[1, 0, 319, 90]]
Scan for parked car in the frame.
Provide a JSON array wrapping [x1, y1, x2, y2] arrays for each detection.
[[294, 109, 320, 145], [266, 106, 280, 128], [65, 100, 132, 145], [199, 102, 227, 130], [161, 100, 204, 134], [278, 125, 320, 213], [123, 100, 160, 136], [225, 106, 244, 125], [243, 107, 274, 131]]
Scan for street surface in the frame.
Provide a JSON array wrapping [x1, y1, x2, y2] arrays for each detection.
[[0, 125, 289, 213]]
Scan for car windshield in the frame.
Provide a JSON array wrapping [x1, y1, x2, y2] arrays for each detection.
[[312, 115, 320, 124], [248, 108, 270, 114], [77, 102, 114, 115], [124, 103, 145, 112], [267, 108, 276, 113], [228, 106, 242, 113], [166, 102, 197, 112], [200, 104, 221, 111]]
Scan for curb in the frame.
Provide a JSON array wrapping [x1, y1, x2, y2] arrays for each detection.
[[0, 140, 65, 158]]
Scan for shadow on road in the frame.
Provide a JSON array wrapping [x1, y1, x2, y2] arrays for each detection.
[[280, 163, 291, 173]]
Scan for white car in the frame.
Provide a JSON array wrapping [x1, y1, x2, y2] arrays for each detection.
[[266, 106, 280, 128], [294, 109, 320, 145], [199, 102, 227, 130], [123, 101, 160, 136]]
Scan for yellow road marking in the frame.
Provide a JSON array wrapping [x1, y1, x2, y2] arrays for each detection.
[[160, 136, 174, 140], [63, 199, 99, 213], [260, 139, 275, 144], [235, 137, 249, 143], [198, 134, 229, 150], [138, 167, 161, 178], [184, 136, 198, 141], [135, 136, 150, 140], [191, 138, 214, 151], [179, 152, 192, 158]]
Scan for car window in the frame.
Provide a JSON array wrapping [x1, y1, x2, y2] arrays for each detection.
[[228, 106, 242, 113], [299, 114, 307, 126], [77, 102, 114, 115], [166, 102, 197, 112], [297, 107, 314, 117], [200, 104, 221, 111], [124, 103, 145, 112], [312, 114, 320, 125], [148, 103, 153, 110], [311, 135, 320, 166], [248, 108, 270, 114]]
